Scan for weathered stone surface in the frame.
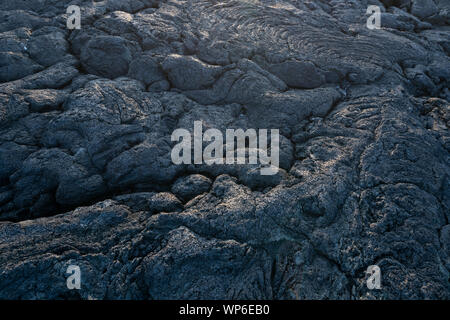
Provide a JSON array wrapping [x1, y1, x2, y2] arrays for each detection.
[[171, 174, 212, 202], [0, 0, 448, 300], [162, 54, 224, 90], [80, 35, 138, 79], [128, 54, 165, 86], [411, 0, 438, 19], [0, 52, 42, 82], [268, 60, 324, 89]]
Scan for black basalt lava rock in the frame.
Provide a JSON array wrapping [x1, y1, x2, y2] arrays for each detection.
[[0, 0, 448, 300]]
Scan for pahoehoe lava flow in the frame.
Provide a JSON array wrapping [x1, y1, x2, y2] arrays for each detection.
[[0, 0, 449, 299]]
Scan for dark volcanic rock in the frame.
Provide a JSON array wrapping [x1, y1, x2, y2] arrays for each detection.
[[0, 51, 42, 82], [171, 174, 212, 202], [0, 0, 449, 300], [411, 0, 438, 19], [128, 54, 165, 86], [162, 54, 224, 90], [268, 60, 325, 89], [27, 28, 69, 67], [80, 35, 137, 79]]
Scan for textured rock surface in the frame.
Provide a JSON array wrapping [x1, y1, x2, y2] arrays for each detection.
[[0, 0, 449, 299]]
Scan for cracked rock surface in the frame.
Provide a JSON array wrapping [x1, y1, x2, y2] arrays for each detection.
[[0, 0, 449, 299]]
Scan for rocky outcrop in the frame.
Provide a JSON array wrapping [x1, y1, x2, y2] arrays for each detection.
[[0, 0, 448, 299]]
